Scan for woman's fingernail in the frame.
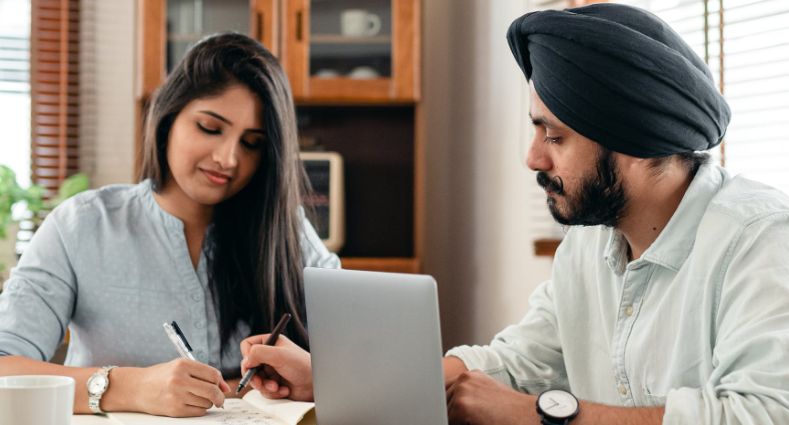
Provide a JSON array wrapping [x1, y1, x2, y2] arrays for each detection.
[[242, 357, 248, 367], [251, 380, 260, 390], [265, 381, 277, 391], [279, 387, 289, 396]]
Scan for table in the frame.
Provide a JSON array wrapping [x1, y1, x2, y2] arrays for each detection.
[[73, 414, 117, 424]]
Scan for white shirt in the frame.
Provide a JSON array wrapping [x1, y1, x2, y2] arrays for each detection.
[[447, 162, 789, 424]]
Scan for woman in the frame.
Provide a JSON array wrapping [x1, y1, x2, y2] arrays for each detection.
[[0, 33, 339, 417]]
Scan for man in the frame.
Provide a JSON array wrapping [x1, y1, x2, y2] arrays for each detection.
[[240, 4, 789, 424]]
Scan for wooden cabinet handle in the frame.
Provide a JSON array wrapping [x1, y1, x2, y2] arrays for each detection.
[[296, 10, 304, 41], [257, 12, 263, 41]]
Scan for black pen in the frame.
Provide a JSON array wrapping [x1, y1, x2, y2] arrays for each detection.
[[237, 313, 292, 394]]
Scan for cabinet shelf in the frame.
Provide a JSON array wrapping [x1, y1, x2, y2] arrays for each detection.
[[341, 257, 420, 274], [167, 33, 205, 42], [310, 34, 392, 44]]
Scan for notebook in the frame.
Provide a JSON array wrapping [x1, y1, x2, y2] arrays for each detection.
[[106, 391, 315, 425]]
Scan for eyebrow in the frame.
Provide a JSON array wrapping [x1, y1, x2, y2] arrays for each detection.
[[529, 112, 557, 129], [198, 110, 266, 136]]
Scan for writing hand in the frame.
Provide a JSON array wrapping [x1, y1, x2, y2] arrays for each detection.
[[134, 358, 230, 417], [240, 334, 314, 402]]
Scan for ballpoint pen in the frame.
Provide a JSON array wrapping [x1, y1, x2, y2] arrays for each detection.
[[237, 313, 291, 394], [163, 321, 224, 408], [163, 321, 196, 361]]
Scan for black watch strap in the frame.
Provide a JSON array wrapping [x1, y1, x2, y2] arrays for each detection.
[[540, 418, 569, 425]]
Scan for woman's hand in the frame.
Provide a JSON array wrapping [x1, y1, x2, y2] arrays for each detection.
[[240, 334, 314, 402], [130, 358, 231, 417]]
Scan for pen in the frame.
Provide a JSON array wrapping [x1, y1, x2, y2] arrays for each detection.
[[163, 321, 196, 361], [237, 313, 292, 394], [163, 321, 224, 409]]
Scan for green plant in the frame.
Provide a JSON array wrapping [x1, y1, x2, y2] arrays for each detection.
[[0, 167, 89, 274], [50, 172, 89, 208], [0, 165, 43, 240]]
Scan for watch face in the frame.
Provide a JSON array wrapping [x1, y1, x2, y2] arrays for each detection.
[[538, 389, 579, 419], [88, 375, 107, 395]]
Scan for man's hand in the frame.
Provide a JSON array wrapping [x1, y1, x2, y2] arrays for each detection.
[[443, 356, 469, 388], [240, 334, 314, 402], [446, 370, 540, 425]]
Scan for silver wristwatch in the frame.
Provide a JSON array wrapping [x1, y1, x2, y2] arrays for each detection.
[[87, 365, 118, 414]]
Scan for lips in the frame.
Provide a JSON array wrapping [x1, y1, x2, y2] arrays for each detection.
[[201, 169, 231, 185]]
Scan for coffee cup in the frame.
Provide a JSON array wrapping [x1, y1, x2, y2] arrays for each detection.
[[341, 9, 381, 37], [0, 375, 75, 425]]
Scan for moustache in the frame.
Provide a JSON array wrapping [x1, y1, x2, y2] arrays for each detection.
[[537, 172, 564, 195]]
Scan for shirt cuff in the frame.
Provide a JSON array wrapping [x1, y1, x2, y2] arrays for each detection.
[[445, 345, 512, 387]]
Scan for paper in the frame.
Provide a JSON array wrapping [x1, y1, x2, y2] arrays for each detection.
[[241, 391, 314, 425], [107, 393, 315, 425]]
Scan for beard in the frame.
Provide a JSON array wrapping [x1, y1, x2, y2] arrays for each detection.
[[536, 148, 627, 228]]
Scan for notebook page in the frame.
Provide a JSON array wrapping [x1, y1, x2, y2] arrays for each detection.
[[107, 399, 289, 425], [241, 391, 315, 425]]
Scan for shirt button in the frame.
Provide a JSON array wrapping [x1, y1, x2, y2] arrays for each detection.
[[192, 292, 203, 301], [625, 306, 634, 316], [619, 385, 628, 395], [197, 351, 207, 362], [195, 320, 205, 329]]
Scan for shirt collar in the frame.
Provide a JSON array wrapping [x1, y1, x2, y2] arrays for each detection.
[[604, 161, 728, 273], [138, 179, 185, 230]]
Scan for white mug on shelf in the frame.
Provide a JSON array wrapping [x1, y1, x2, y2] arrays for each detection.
[[341, 9, 381, 37], [0, 375, 75, 425]]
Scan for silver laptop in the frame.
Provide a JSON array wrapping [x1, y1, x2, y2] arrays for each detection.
[[304, 267, 448, 425]]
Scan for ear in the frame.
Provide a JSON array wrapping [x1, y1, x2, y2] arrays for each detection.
[[612, 152, 645, 171]]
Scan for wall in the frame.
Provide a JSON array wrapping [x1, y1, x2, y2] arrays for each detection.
[[422, 0, 560, 351], [80, 0, 137, 188]]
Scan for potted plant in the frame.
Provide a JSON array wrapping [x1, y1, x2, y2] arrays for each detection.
[[0, 166, 89, 287]]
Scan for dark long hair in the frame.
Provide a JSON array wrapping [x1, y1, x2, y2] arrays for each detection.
[[138, 33, 311, 352]]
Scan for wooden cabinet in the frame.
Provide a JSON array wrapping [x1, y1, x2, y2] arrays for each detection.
[[135, 0, 423, 274], [137, 0, 419, 103], [282, 0, 419, 103]]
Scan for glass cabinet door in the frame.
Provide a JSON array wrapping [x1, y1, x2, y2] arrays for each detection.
[[284, 0, 418, 102], [166, 0, 250, 72], [309, 0, 392, 80]]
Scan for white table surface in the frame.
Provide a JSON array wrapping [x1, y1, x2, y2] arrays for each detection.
[[72, 414, 116, 424]]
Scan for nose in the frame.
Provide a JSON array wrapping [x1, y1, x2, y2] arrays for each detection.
[[526, 133, 551, 172], [212, 138, 238, 170]]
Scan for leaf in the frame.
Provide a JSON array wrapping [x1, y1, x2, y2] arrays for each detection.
[[24, 185, 45, 214], [50, 173, 89, 208]]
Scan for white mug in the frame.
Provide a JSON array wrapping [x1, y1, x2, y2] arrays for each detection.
[[0, 375, 75, 425], [341, 9, 381, 37]]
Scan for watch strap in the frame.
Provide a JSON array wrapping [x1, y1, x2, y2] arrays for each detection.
[[88, 365, 118, 414]]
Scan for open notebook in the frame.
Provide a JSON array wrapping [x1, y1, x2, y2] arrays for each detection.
[[107, 391, 315, 425]]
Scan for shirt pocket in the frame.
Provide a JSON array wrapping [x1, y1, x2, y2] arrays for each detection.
[[642, 389, 668, 407]]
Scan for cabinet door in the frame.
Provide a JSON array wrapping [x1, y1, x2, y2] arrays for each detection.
[[283, 0, 419, 103], [252, 0, 279, 56], [166, 0, 274, 72], [138, 0, 279, 99]]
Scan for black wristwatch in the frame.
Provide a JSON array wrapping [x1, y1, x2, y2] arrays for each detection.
[[536, 389, 579, 425]]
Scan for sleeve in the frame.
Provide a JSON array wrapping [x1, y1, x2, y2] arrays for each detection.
[[298, 208, 341, 270], [0, 212, 77, 361], [445, 278, 568, 394], [663, 216, 789, 424]]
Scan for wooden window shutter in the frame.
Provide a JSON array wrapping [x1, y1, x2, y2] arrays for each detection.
[[30, 0, 80, 199]]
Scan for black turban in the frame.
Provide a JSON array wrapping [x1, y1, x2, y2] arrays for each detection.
[[507, 3, 730, 158]]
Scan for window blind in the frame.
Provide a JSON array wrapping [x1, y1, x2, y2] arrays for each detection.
[[30, 0, 80, 199], [0, 0, 32, 187], [523, 0, 571, 244], [616, 0, 789, 194]]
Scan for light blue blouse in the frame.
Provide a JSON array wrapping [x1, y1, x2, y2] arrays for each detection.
[[0, 180, 340, 377]]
